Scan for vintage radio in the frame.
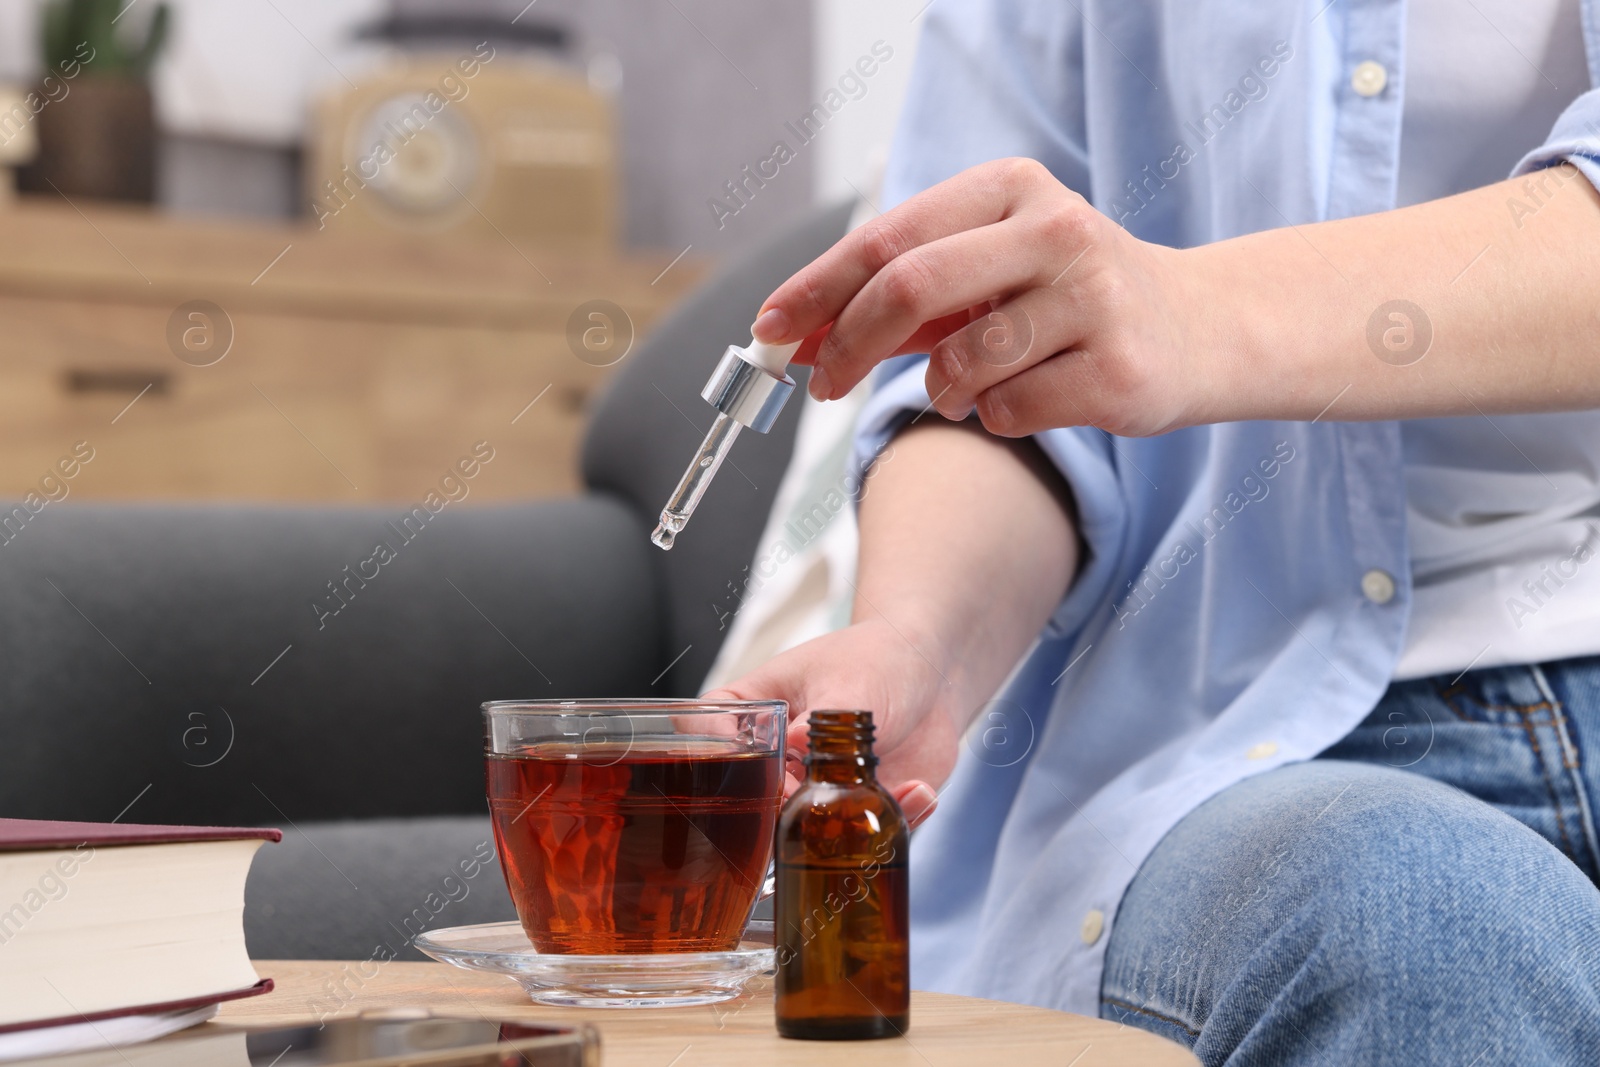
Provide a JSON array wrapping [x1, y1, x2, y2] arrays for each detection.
[[305, 53, 616, 247]]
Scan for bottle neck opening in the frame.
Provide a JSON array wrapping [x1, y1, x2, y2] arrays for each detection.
[[805, 710, 877, 780]]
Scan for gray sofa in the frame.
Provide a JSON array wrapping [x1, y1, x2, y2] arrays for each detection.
[[0, 201, 854, 959]]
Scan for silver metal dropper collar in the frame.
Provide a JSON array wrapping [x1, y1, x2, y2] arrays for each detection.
[[701, 345, 796, 432]]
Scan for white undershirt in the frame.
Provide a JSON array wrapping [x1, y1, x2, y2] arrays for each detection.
[[1393, 0, 1599, 680]]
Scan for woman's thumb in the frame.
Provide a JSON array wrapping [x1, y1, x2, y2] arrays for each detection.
[[700, 657, 802, 704]]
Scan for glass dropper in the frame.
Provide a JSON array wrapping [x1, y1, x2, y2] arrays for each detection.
[[651, 336, 800, 551], [651, 413, 743, 549]]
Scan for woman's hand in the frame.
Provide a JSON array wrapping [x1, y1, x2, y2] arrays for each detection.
[[750, 157, 1214, 438], [755, 157, 1600, 429], [705, 618, 949, 829], [704, 420, 1082, 834]]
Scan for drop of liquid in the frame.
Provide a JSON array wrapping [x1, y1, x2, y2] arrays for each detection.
[[651, 524, 676, 551]]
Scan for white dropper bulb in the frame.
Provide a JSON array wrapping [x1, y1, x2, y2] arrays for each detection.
[[741, 337, 801, 377]]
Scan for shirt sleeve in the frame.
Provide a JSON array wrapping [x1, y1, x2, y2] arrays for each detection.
[[1513, 86, 1600, 191], [850, 0, 1128, 643]]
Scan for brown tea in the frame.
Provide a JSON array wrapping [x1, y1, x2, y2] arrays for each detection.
[[487, 743, 782, 954]]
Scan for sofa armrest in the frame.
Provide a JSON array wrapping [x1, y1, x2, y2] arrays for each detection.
[[243, 815, 514, 962], [0, 494, 663, 826]]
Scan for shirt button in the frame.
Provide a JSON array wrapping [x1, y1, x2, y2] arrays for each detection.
[[1080, 909, 1105, 945], [1246, 741, 1279, 760], [1361, 568, 1397, 604], [1351, 60, 1388, 97]]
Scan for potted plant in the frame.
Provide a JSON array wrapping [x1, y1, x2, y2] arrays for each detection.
[[20, 0, 170, 202]]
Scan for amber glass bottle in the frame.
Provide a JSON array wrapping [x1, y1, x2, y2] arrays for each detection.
[[774, 710, 910, 1040]]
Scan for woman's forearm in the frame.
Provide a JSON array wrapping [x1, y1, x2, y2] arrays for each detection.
[[1197, 165, 1600, 423], [854, 419, 1078, 722]]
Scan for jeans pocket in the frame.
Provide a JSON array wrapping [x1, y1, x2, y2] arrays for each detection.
[[1321, 663, 1600, 881]]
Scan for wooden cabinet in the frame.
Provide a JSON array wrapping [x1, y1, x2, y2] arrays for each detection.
[[0, 201, 702, 502]]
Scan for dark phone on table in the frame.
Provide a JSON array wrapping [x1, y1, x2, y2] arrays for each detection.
[[18, 1013, 599, 1067], [237, 1014, 598, 1066]]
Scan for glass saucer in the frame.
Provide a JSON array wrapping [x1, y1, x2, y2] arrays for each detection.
[[413, 921, 775, 1008]]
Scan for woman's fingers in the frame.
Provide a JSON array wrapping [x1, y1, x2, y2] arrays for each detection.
[[925, 286, 1086, 420], [893, 780, 939, 830], [786, 773, 936, 832], [706, 624, 954, 827], [787, 310, 979, 370], [897, 309, 992, 358], [704, 667, 818, 785], [703, 680, 813, 800], [967, 352, 1118, 438], [752, 159, 1051, 348], [785, 324, 830, 367], [808, 217, 1052, 400]]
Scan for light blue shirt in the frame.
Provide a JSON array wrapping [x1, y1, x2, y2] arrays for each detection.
[[853, 0, 1600, 1017]]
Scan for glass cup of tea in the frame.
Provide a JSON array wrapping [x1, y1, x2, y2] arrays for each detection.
[[483, 698, 786, 956]]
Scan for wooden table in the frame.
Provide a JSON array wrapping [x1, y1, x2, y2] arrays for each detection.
[[212, 960, 1198, 1066]]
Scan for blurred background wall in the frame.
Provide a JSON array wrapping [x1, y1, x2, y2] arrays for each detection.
[[0, 0, 924, 251]]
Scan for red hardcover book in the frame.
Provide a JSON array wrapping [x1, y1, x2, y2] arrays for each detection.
[[0, 817, 279, 1043]]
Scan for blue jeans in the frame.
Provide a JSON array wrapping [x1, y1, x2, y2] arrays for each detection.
[[1101, 655, 1600, 1065]]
